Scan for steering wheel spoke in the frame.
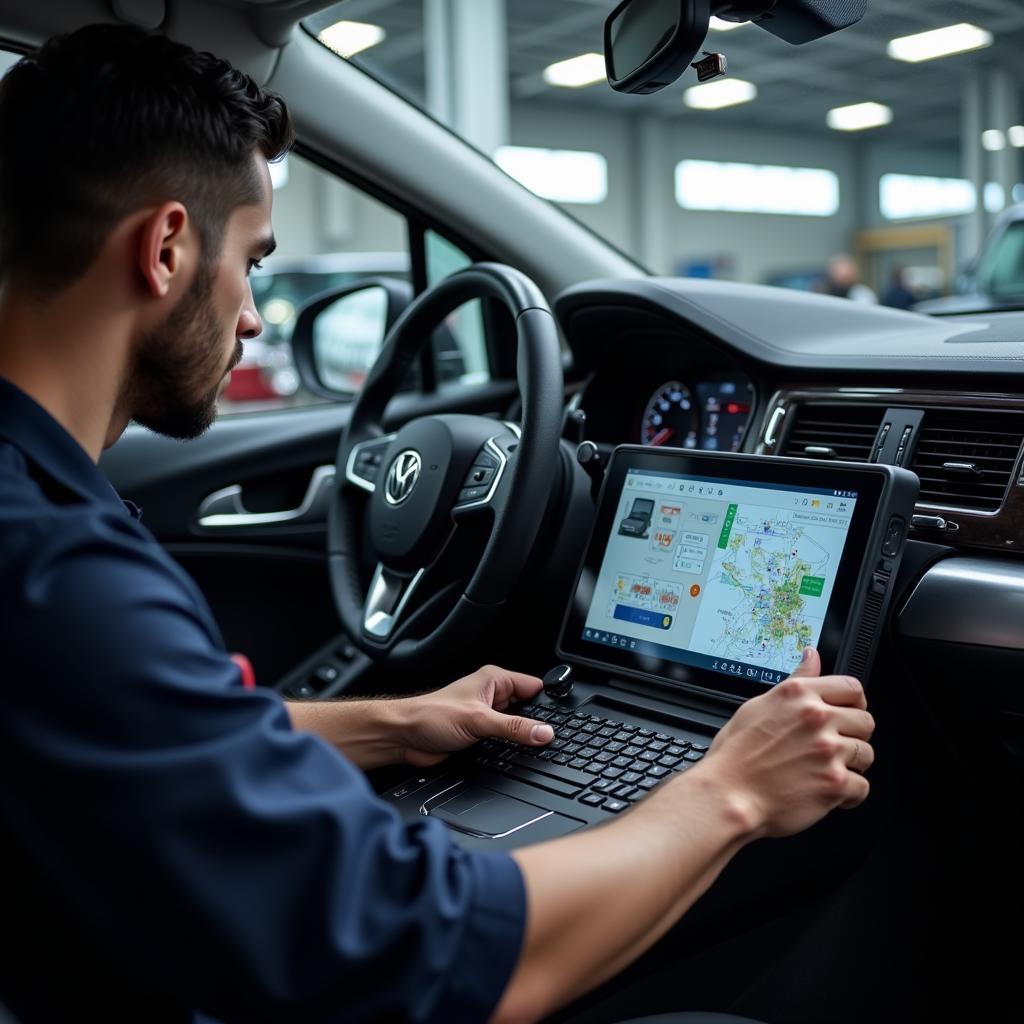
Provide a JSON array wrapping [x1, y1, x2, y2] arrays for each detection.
[[363, 563, 426, 640], [345, 434, 397, 492]]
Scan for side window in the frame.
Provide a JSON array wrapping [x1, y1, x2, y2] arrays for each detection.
[[425, 230, 491, 389], [221, 152, 410, 413]]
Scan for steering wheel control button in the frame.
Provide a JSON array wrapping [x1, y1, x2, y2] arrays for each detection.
[[463, 465, 496, 487], [473, 450, 500, 470], [543, 664, 574, 699], [354, 453, 380, 481], [458, 485, 489, 503]]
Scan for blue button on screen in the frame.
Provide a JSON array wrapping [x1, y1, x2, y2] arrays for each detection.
[[613, 604, 673, 630]]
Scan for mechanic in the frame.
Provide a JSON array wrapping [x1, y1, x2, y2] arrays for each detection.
[[0, 25, 876, 1024]]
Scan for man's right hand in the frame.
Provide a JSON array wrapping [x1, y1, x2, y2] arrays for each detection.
[[496, 648, 876, 1024], [692, 646, 875, 840]]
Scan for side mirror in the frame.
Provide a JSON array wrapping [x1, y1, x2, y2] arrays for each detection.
[[291, 278, 413, 399]]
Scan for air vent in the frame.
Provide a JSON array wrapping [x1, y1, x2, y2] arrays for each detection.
[[781, 404, 883, 461], [911, 411, 1024, 512]]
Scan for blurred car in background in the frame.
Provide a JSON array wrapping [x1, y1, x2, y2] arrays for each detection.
[[222, 251, 409, 407], [916, 203, 1024, 315]]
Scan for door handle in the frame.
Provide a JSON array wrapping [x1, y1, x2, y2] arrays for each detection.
[[197, 465, 335, 529]]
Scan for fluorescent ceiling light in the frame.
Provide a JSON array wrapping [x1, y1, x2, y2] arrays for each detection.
[[1009, 126, 1024, 149], [495, 146, 608, 204], [318, 20, 386, 58], [684, 78, 757, 110], [827, 102, 893, 132], [887, 23, 991, 63], [709, 16, 746, 31], [675, 160, 839, 217], [982, 129, 1006, 152], [543, 53, 606, 88]]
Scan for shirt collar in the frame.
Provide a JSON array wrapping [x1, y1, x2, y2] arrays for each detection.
[[0, 376, 128, 511]]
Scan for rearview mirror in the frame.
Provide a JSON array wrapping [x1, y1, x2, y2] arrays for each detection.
[[291, 278, 413, 398], [605, 0, 710, 95], [604, 0, 867, 94]]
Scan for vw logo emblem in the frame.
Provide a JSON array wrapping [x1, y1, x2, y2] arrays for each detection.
[[384, 450, 421, 505]]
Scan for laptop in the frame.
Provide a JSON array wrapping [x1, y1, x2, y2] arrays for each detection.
[[383, 446, 919, 850]]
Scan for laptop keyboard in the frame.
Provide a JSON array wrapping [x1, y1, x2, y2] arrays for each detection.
[[471, 703, 708, 814]]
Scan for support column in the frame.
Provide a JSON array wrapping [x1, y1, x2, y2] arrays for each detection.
[[424, 0, 508, 157], [961, 72, 986, 262], [636, 115, 671, 274], [988, 68, 1019, 216]]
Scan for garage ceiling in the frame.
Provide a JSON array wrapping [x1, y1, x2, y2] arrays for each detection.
[[309, 0, 1024, 145]]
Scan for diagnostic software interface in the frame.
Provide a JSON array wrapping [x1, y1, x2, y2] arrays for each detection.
[[582, 468, 858, 685]]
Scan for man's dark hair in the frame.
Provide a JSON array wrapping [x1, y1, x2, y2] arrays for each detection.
[[0, 23, 293, 292]]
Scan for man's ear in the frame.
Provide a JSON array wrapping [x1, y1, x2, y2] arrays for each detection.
[[137, 201, 194, 299]]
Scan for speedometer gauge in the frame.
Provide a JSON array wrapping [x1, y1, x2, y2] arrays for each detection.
[[641, 381, 699, 448]]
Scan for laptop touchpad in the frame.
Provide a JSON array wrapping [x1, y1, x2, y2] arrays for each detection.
[[428, 785, 584, 841]]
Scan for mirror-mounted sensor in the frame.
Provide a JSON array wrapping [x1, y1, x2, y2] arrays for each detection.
[[691, 50, 727, 82]]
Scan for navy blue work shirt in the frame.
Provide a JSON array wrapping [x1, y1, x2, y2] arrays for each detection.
[[0, 377, 526, 1024]]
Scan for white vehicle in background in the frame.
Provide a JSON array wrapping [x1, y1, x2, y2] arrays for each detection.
[[916, 203, 1024, 315]]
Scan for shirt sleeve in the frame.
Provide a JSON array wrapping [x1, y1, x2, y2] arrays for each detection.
[[1, 507, 526, 1024]]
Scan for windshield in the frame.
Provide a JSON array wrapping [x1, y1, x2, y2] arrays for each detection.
[[306, 1, 1024, 314]]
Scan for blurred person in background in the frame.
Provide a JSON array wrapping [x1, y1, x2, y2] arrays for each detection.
[[881, 266, 918, 310], [820, 253, 877, 304]]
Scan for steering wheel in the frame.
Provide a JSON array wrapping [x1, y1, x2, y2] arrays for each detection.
[[329, 263, 564, 664]]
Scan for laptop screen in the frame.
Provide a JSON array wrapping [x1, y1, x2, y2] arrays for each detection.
[[558, 448, 890, 702], [584, 468, 857, 685]]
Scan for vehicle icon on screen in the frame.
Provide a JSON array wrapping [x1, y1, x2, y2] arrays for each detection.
[[618, 498, 655, 539]]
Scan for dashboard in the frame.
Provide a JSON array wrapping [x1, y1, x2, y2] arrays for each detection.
[[552, 273, 1024, 747]]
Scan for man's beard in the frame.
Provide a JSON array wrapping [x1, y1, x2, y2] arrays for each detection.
[[126, 264, 242, 440]]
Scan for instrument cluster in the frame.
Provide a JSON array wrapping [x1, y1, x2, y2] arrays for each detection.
[[640, 379, 754, 452]]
